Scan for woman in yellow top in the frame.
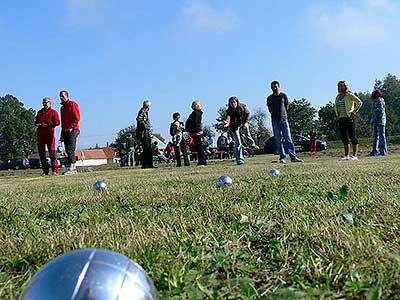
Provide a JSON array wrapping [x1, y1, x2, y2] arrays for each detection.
[[335, 80, 363, 160]]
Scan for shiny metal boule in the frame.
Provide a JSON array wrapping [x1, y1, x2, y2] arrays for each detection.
[[21, 248, 158, 300], [216, 175, 233, 187], [268, 168, 280, 176], [93, 181, 107, 190]]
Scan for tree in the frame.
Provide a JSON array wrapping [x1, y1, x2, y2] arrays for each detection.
[[213, 105, 228, 133], [247, 108, 271, 146], [203, 124, 214, 137], [114, 125, 167, 151], [0, 95, 37, 159], [287, 98, 317, 135], [114, 125, 136, 151], [152, 133, 165, 143], [354, 92, 373, 138], [317, 102, 338, 141], [379, 74, 400, 135]]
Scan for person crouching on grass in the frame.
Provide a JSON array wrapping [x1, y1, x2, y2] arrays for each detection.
[[35, 96, 60, 175], [185, 100, 207, 166], [224, 96, 258, 165], [334, 80, 363, 160]]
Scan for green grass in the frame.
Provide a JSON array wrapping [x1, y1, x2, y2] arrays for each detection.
[[1, 143, 400, 299]]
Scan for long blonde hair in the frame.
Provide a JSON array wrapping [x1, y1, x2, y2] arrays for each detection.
[[191, 100, 202, 111]]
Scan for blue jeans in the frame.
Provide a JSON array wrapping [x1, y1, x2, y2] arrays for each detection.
[[371, 125, 387, 156], [271, 119, 297, 160], [230, 128, 244, 164]]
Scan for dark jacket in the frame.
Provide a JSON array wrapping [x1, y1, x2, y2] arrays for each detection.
[[185, 110, 203, 133], [136, 108, 151, 138], [226, 104, 250, 130]]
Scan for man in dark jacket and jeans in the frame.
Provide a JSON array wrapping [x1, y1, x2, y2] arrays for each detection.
[[60, 90, 80, 174], [136, 100, 155, 169]]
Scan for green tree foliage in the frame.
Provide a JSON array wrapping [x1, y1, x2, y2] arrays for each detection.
[[287, 98, 317, 135], [377, 74, 400, 135], [0, 95, 37, 159], [317, 102, 338, 141], [247, 108, 271, 146], [354, 92, 373, 138], [202, 124, 214, 137], [114, 125, 136, 151], [114, 125, 166, 151], [213, 105, 228, 133]]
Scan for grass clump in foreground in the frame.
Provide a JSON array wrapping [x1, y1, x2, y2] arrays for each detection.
[[0, 150, 400, 299]]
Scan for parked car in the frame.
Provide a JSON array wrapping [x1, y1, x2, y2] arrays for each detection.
[[28, 158, 43, 169], [0, 158, 30, 170], [264, 134, 327, 154]]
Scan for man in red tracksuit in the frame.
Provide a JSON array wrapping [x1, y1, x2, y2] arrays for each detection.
[[60, 90, 80, 175], [35, 96, 60, 175]]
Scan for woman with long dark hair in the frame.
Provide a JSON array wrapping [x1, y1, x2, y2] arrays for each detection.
[[334, 81, 363, 160], [224, 96, 257, 165]]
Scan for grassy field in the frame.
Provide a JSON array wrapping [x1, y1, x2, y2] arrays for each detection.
[[1, 139, 400, 299]]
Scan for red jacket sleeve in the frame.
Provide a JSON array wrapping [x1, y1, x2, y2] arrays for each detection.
[[71, 102, 80, 129], [52, 110, 60, 127]]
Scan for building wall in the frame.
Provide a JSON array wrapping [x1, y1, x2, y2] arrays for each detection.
[[75, 159, 108, 167]]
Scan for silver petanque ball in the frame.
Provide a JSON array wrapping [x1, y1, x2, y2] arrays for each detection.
[[216, 175, 233, 187], [93, 181, 107, 190], [21, 248, 158, 300], [268, 168, 280, 176]]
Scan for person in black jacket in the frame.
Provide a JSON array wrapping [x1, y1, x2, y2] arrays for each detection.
[[170, 112, 190, 167], [136, 100, 155, 169], [185, 100, 207, 166]]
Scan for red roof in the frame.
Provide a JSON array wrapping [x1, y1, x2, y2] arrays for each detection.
[[100, 147, 118, 159], [75, 149, 107, 160]]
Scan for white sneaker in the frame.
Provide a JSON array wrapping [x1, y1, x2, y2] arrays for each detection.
[[279, 158, 286, 164], [350, 156, 358, 161], [340, 156, 350, 160]]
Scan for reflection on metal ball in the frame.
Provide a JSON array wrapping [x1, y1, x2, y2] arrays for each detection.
[[268, 168, 280, 176], [216, 175, 233, 187], [93, 181, 107, 190], [21, 248, 158, 300]]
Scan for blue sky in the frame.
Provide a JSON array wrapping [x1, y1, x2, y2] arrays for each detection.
[[1, 0, 399, 148]]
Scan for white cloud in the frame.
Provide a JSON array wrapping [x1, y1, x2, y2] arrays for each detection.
[[367, 0, 397, 10], [64, 0, 107, 26], [308, 1, 399, 47], [181, 0, 237, 32]]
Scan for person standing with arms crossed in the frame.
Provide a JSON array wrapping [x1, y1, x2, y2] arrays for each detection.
[[266, 81, 303, 163], [60, 90, 80, 174], [35, 96, 60, 175], [136, 100, 155, 169]]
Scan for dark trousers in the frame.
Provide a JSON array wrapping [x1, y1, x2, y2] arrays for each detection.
[[192, 135, 207, 165], [37, 133, 58, 174], [140, 131, 153, 168], [63, 130, 78, 166], [339, 118, 358, 145], [175, 140, 190, 167]]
